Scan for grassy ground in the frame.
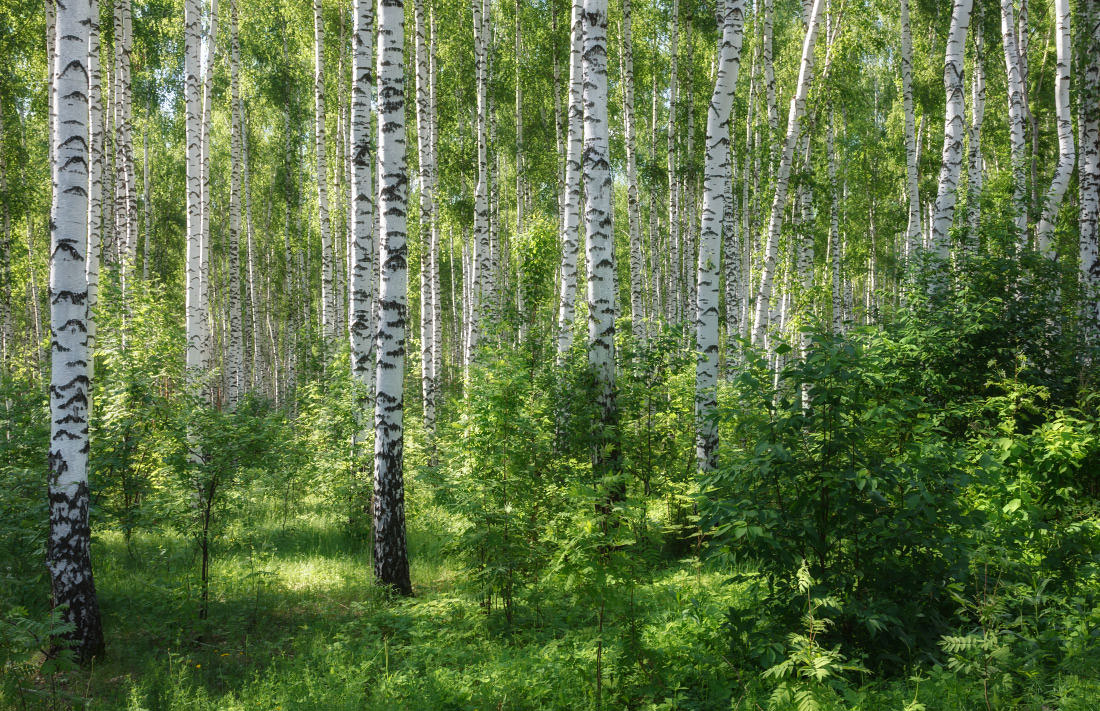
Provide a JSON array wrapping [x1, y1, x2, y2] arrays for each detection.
[[5, 482, 1099, 711]]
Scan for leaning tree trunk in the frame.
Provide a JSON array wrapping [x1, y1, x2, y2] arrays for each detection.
[[929, 0, 973, 261], [695, 0, 744, 474], [48, 0, 105, 661], [555, 0, 584, 360], [1036, 0, 1074, 256], [315, 0, 336, 340], [1000, 0, 1028, 252], [374, 0, 413, 596], [581, 0, 619, 482], [752, 0, 825, 345], [900, 0, 921, 256]]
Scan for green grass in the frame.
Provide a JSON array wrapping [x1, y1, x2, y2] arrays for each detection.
[[5, 482, 1099, 711]]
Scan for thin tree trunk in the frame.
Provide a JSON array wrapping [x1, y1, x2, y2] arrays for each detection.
[[1080, 0, 1100, 342], [316, 0, 336, 339], [900, 0, 920, 256], [622, 0, 645, 342], [752, 0, 826, 345], [555, 0, 583, 360], [966, 26, 985, 249], [415, 0, 437, 443], [228, 0, 244, 405], [1001, 0, 1028, 251]]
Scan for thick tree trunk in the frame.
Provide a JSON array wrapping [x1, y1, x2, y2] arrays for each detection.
[[48, 0, 105, 661], [1036, 0, 1074, 255], [930, 0, 973, 260], [373, 0, 412, 596], [581, 0, 618, 480], [695, 0, 744, 473], [752, 0, 825, 345]]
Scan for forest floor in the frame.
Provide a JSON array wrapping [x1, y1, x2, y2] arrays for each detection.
[[11, 485, 1099, 711]]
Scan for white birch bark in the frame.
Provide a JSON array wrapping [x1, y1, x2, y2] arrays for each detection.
[[199, 0, 218, 376], [582, 0, 617, 477], [227, 0, 244, 405], [414, 0, 436, 440], [1036, 0, 1074, 255], [351, 0, 375, 401], [930, 0, 973, 260], [429, 4, 442, 402], [1080, 0, 1100, 340], [555, 0, 583, 359], [373, 0, 412, 595], [667, 0, 681, 322], [828, 116, 841, 334], [316, 0, 336, 339], [185, 0, 205, 380], [86, 0, 103, 377], [622, 0, 645, 342], [1001, 0, 1028, 251], [695, 0, 744, 473], [48, 0, 105, 660], [966, 26, 985, 248], [467, 0, 491, 365], [900, 0, 920, 256], [751, 0, 825, 345]]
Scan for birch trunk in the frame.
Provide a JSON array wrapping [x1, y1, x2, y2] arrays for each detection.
[[582, 0, 618, 482], [930, 0, 973, 260], [900, 0, 920, 256], [1080, 0, 1100, 340], [48, 0, 105, 660], [966, 26, 985, 248], [622, 0, 645, 342], [1001, 0, 1028, 251], [415, 0, 437, 441], [199, 0, 218, 377], [316, 0, 336, 339], [555, 0, 583, 359], [467, 0, 491, 365], [667, 0, 681, 322], [1036, 0, 1074, 255], [751, 0, 825, 345], [373, 0, 412, 596], [228, 0, 244, 405], [185, 0, 205, 381], [86, 0, 103, 376], [695, 0, 744, 473]]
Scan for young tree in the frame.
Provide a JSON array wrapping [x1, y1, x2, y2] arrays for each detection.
[[350, 0, 376, 401], [374, 0, 413, 596], [467, 0, 491, 365], [48, 0, 105, 660], [622, 0, 645, 342], [966, 26, 985, 247], [415, 0, 436, 441], [930, 0, 973, 260], [695, 0, 744, 473], [228, 0, 244, 404]]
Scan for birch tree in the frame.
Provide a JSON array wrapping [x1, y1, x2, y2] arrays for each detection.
[[86, 0, 103, 376], [228, 0, 244, 404], [929, 0, 973, 260], [695, 0, 744, 473], [316, 0, 336, 339], [48, 0, 105, 660], [900, 0, 920, 256], [622, 0, 645, 342], [752, 0, 825, 345], [351, 0, 376, 402], [374, 0, 412, 596], [555, 0, 583, 359], [415, 0, 437, 441], [1036, 0, 1074, 255], [467, 0, 491, 365], [1081, 0, 1100, 340], [966, 26, 985, 246], [1000, 0, 1028, 252], [581, 0, 617, 479], [185, 0, 205, 381]]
